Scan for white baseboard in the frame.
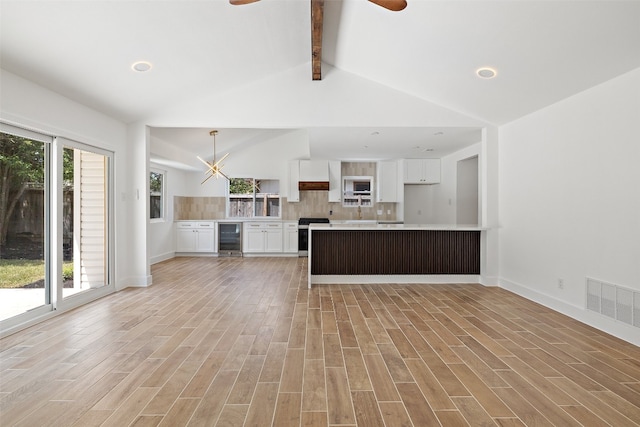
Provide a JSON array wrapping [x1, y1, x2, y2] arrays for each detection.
[[480, 275, 500, 287], [150, 251, 175, 265], [500, 277, 640, 347], [310, 274, 481, 286], [242, 253, 299, 258], [119, 274, 153, 289]]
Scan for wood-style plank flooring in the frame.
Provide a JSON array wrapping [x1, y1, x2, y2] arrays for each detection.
[[1, 257, 640, 426]]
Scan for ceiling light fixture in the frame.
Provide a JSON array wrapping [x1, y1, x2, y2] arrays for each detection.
[[197, 130, 229, 183], [476, 67, 497, 79], [131, 61, 152, 72]]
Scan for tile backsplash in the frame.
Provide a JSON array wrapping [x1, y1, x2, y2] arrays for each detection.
[[174, 196, 226, 220], [174, 162, 398, 221], [174, 192, 397, 221]]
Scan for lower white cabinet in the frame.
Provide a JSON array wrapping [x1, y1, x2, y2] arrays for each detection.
[[243, 222, 283, 253], [176, 221, 216, 253], [283, 222, 298, 253]]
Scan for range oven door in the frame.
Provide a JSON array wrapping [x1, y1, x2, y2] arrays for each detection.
[[298, 225, 309, 256]]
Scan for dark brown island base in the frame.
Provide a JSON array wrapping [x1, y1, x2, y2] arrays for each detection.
[[308, 223, 484, 288]]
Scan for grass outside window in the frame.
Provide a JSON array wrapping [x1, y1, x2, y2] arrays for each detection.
[[0, 259, 73, 288]]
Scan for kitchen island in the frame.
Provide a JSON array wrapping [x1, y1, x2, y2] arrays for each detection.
[[308, 223, 485, 287]]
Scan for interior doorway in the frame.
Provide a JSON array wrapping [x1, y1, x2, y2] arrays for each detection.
[[456, 156, 479, 225]]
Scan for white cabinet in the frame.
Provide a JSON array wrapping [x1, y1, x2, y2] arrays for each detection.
[[176, 221, 216, 253], [404, 159, 441, 184], [283, 222, 298, 253], [328, 160, 341, 203], [243, 222, 283, 253], [244, 224, 265, 252], [299, 160, 329, 181], [176, 226, 197, 251], [288, 161, 300, 202], [376, 161, 398, 202]]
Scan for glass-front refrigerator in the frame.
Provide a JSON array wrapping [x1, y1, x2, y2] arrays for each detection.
[[218, 222, 242, 256]]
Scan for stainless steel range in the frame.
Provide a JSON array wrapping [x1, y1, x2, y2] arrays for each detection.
[[298, 217, 330, 256]]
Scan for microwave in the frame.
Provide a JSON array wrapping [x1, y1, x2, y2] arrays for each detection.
[[353, 181, 371, 193]]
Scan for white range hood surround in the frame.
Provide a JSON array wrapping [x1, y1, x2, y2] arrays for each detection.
[[299, 160, 329, 182]]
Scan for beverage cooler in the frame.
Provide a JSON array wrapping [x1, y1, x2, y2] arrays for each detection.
[[218, 222, 242, 257]]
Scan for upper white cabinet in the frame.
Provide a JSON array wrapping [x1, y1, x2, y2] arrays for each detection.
[[404, 159, 441, 184], [288, 161, 300, 202], [377, 161, 398, 202], [299, 160, 329, 181], [328, 160, 341, 203], [289, 160, 331, 202]]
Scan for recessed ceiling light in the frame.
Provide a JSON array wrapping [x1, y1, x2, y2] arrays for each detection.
[[476, 67, 497, 79], [132, 61, 152, 72]]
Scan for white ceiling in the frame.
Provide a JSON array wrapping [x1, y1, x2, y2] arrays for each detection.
[[2, 0, 639, 165]]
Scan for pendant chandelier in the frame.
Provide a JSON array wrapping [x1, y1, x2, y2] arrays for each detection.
[[197, 130, 229, 183]]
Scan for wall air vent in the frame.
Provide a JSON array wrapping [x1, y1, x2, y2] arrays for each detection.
[[586, 277, 640, 329]]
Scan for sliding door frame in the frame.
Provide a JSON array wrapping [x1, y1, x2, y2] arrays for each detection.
[[0, 123, 115, 336]]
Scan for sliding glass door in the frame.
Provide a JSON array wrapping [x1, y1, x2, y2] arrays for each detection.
[[0, 124, 113, 330], [0, 130, 50, 320], [60, 143, 110, 300]]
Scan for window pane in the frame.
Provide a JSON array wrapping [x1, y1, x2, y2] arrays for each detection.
[[255, 179, 280, 217], [150, 171, 163, 219], [227, 178, 280, 218], [228, 178, 254, 218], [63, 146, 108, 299], [0, 132, 47, 320]]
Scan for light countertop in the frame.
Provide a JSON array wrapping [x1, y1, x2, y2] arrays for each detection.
[[310, 223, 485, 231]]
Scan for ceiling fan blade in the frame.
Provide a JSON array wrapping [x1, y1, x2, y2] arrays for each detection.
[[229, 0, 260, 5], [368, 0, 407, 12]]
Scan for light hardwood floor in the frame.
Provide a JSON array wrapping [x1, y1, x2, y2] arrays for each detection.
[[1, 257, 640, 426]]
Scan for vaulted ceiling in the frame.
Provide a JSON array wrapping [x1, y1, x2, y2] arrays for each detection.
[[2, 0, 639, 165]]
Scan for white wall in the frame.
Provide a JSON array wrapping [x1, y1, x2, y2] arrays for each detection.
[[148, 162, 188, 264], [414, 143, 483, 225], [154, 129, 309, 199], [0, 69, 136, 291], [403, 185, 437, 224], [456, 156, 479, 225], [403, 143, 483, 225], [499, 67, 640, 345]]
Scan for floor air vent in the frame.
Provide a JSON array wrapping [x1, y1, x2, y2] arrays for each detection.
[[586, 277, 640, 328]]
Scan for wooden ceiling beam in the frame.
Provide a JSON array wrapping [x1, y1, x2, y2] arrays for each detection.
[[311, 0, 324, 80]]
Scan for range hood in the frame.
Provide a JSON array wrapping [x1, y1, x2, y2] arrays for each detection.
[[298, 181, 329, 191]]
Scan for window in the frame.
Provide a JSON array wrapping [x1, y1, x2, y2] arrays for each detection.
[[343, 175, 373, 207], [228, 178, 280, 218], [150, 170, 164, 220]]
